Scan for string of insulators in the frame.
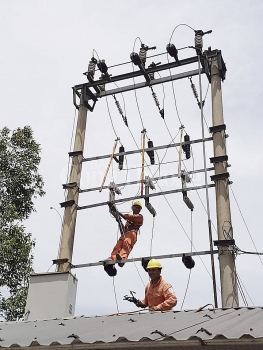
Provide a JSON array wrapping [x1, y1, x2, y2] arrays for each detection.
[[194, 29, 212, 55], [118, 145, 125, 170], [113, 95, 128, 127], [139, 45, 147, 65], [150, 87, 164, 119], [182, 134, 191, 159], [189, 77, 203, 109], [146, 140, 155, 165], [194, 30, 203, 52], [87, 57, 97, 79]]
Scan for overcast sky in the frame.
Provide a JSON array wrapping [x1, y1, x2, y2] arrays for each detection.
[[1, 0, 263, 317]]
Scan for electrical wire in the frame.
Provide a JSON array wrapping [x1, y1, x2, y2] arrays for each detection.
[[105, 96, 119, 139], [181, 210, 194, 309], [112, 277, 120, 313], [229, 184, 263, 266], [169, 23, 195, 44]]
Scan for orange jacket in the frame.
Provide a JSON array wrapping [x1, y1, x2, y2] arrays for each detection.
[[122, 213, 143, 232], [141, 277, 177, 311]]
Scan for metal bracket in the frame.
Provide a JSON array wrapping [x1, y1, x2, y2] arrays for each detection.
[[209, 124, 226, 134], [62, 182, 78, 190], [72, 85, 97, 111], [203, 48, 227, 82], [214, 239, 235, 247], [210, 172, 229, 182], [68, 150, 83, 157], [210, 155, 228, 164], [60, 200, 75, 208], [52, 258, 69, 265]]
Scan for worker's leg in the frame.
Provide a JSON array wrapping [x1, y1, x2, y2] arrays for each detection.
[[110, 235, 125, 260], [118, 231, 137, 260]]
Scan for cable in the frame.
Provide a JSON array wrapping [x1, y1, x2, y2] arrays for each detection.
[[229, 184, 263, 266], [112, 277, 120, 313], [105, 96, 119, 139], [181, 210, 194, 309], [169, 23, 195, 44]]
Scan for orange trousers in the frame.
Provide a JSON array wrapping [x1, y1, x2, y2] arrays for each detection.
[[111, 231, 137, 260]]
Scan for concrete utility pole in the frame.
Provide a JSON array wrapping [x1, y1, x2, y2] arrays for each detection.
[[210, 51, 239, 307], [57, 97, 88, 272]]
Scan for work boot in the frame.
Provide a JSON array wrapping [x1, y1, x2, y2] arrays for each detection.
[[116, 253, 125, 267]]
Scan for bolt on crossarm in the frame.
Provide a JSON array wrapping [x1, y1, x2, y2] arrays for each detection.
[[209, 49, 239, 307], [57, 96, 88, 272]]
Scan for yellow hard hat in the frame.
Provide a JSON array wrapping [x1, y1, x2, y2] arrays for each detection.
[[132, 201, 142, 208], [147, 259, 162, 269]]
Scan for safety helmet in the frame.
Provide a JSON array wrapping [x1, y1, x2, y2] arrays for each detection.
[[147, 259, 162, 269], [132, 201, 142, 208]]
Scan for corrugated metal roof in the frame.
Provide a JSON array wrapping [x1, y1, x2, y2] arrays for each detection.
[[0, 307, 263, 347]]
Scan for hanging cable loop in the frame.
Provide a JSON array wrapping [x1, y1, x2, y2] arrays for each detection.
[[87, 57, 97, 79]]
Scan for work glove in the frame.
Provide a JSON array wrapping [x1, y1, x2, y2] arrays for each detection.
[[134, 300, 146, 308]]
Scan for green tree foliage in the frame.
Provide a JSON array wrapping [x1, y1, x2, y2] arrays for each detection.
[[0, 126, 45, 320]]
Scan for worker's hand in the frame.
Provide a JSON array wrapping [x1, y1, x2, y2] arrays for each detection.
[[149, 306, 159, 311]]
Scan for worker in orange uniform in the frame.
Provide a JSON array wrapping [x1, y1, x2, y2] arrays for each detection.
[[134, 259, 177, 311], [109, 201, 143, 267]]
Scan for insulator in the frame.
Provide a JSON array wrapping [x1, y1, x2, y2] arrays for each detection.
[[182, 134, 191, 159], [97, 59, 108, 74], [139, 47, 147, 65], [182, 254, 195, 269], [87, 57, 97, 79], [118, 146, 125, 170], [152, 91, 160, 108], [130, 52, 141, 66], [115, 100, 124, 116], [166, 43, 178, 59], [146, 140, 155, 165], [191, 82, 199, 100], [195, 32, 203, 50]]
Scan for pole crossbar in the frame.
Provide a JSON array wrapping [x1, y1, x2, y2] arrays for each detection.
[[96, 68, 204, 98], [79, 166, 215, 193], [77, 184, 215, 210], [82, 136, 213, 162], [70, 250, 219, 268], [75, 56, 199, 91]]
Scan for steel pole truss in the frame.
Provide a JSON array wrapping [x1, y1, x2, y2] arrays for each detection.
[[80, 166, 215, 193], [70, 249, 219, 268], [77, 183, 215, 210], [82, 136, 213, 162]]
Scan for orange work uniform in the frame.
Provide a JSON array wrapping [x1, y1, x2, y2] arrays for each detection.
[[141, 277, 177, 311], [110, 213, 143, 260]]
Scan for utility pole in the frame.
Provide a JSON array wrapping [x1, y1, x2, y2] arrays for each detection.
[[57, 97, 88, 272], [209, 50, 239, 307]]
